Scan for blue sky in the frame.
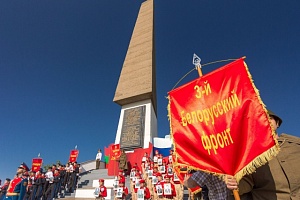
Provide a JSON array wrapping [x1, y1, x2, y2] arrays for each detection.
[[0, 0, 299, 181]]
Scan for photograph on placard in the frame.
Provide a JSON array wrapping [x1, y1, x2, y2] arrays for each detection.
[[148, 169, 153, 177], [94, 187, 100, 197], [159, 165, 166, 173], [167, 167, 173, 175], [164, 183, 172, 195], [135, 179, 141, 189], [156, 185, 163, 195], [173, 173, 179, 181], [137, 189, 145, 200], [157, 158, 162, 165], [114, 180, 119, 191], [116, 187, 123, 198], [130, 171, 136, 179], [169, 155, 173, 163], [152, 176, 158, 185]]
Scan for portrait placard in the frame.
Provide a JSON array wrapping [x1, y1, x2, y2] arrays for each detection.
[[173, 173, 179, 182], [152, 176, 158, 185], [156, 185, 163, 195], [159, 166, 166, 173], [167, 167, 173, 175], [148, 170, 153, 177], [164, 183, 172, 195], [157, 158, 162, 165], [94, 188, 99, 197], [135, 179, 140, 188], [137, 189, 145, 200], [116, 187, 123, 198]]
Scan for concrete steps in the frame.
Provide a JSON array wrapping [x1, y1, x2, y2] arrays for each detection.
[[75, 169, 116, 199]]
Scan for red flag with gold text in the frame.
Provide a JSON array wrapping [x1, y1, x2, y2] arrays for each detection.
[[32, 158, 43, 172], [110, 144, 121, 161], [168, 58, 279, 181], [69, 149, 79, 162]]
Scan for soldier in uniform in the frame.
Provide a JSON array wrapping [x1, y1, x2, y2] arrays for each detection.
[[0, 178, 11, 200], [5, 162, 29, 200]]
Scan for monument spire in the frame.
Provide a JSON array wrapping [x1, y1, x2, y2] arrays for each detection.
[[113, 0, 157, 150], [113, 0, 157, 114]]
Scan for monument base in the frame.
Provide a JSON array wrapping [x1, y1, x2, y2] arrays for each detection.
[[114, 99, 157, 151]]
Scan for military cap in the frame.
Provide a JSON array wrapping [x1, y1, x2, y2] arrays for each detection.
[[139, 179, 145, 184], [19, 162, 30, 171], [267, 109, 283, 127]]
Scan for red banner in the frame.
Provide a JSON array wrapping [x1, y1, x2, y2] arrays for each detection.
[[31, 158, 43, 172], [168, 58, 279, 181], [107, 143, 153, 176], [110, 144, 121, 161], [69, 149, 79, 162]]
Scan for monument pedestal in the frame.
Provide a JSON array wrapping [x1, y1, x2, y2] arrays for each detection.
[[114, 99, 157, 150]]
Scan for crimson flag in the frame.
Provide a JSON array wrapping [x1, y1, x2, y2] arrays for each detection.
[[32, 158, 43, 172], [168, 58, 279, 181], [69, 149, 79, 162]]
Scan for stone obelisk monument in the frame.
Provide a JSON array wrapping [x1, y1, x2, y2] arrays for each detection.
[[113, 0, 157, 151]]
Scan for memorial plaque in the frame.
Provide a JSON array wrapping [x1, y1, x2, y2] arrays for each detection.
[[120, 106, 145, 150]]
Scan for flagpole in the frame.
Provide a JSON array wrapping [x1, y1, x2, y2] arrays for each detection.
[[193, 54, 240, 200]]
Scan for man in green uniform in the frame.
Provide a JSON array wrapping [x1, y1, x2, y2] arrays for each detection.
[[227, 110, 300, 200]]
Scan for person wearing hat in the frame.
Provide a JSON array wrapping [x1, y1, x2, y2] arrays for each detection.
[[154, 173, 164, 200], [168, 150, 174, 165], [0, 178, 11, 200], [226, 109, 300, 199], [162, 175, 176, 200], [95, 179, 107, 200], [134, 179, 151, 200], [5, 162, 29, 200], [114, 179, 128, 200]]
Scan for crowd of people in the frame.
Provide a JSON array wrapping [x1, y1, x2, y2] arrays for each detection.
[[2, 110, 299, 200], [0, 162, 82, 200], [94, 110, 300, 200], [96, 149, 186, 200]]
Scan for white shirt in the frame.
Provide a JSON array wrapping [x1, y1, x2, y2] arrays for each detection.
[[45, 171, 53, 183], [96, 152, 102, 160]]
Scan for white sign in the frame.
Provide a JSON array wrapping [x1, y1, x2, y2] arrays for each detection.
[[156, 185, 163, 195], [137, 189, 145, 200], [164, 183, 172, 195], [94, 188, 100, 197], [159, 166, 166, 173], [157, 158, 163, 165], [113, 180, 119, 191], [148, 170, 153, 177], [135, 179, 140, 189], [152, 176, 158, 185], [173, 173, 179, 182], [167, 167, 173, 175], [116, 187, 123, 198]]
